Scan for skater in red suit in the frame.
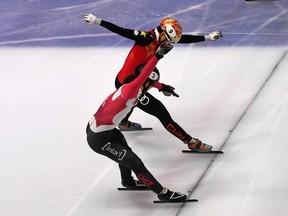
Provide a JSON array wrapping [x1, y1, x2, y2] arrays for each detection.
[[84, 13, 222, 152], [86, 42, 187, 202]]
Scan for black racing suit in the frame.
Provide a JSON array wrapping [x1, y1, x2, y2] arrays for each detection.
[[86, 55, 165, 193]]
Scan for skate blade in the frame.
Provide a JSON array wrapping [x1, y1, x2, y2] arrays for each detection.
[[153, 199, 198, 203], [120, 127, 153, 131], [182, 150, 224, 154], [117, 187, 151, 191]]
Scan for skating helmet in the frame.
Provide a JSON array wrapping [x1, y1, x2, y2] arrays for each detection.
[[160, 17, 182, 43], [135, 63, 160, 86]]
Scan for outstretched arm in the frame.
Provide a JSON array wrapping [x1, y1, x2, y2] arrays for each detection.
[[179, 31, 223, 43], [100, 20, 136, 41], [84, 13, 154, 45], [179, 35, 205, 43]]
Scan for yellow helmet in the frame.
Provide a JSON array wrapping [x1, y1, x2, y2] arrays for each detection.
[[160, 17, 182, 43]]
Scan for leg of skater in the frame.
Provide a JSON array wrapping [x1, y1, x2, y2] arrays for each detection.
[[86, 125, 187, 201], [137, 92, 213, 152]]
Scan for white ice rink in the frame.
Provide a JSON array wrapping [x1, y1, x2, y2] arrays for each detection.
[[1, 46, 288, 216]]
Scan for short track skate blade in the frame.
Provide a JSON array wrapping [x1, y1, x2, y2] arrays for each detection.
[[153, 199, 198, 204], [121, 127, 153, 131], [117, 187, 151, 191], [182, 150, 224, 154]]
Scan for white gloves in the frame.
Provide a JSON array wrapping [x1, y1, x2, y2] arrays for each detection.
[[205, 31, 223, 41], [84, 13, 102, 25]]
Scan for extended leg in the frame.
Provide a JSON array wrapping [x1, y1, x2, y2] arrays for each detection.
[[137, 93, 192, 143]]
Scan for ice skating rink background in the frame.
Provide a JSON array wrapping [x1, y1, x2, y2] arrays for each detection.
[[1, 0, 288, 216]]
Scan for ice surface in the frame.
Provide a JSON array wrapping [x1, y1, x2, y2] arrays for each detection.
[[1, 47, 288, 216], [0, 0, 288, 216]]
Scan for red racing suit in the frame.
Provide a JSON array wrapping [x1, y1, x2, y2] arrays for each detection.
[[94, 20, 206, 144], [99, 20, 205, 86], [89, 55, 159, 133], [86, 55, 165, 193]]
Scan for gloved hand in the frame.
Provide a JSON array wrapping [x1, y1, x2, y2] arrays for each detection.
[[159, 84, 179, 97], [205, 31, 223, 41], [84, 13, 102, 25], [155, 41, 173, 59]]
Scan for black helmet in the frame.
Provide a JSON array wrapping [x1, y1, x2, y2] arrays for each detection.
[[135, 64, 160, 86]]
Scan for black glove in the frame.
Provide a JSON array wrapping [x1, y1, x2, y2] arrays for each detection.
[[155, 41, 173, 59], [159, 84, 179, 97]]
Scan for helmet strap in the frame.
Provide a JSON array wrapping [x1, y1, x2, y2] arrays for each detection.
[[157, 26, 163, 33], [154, 28, 160, 43]]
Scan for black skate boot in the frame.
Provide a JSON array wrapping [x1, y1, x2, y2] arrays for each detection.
[[118, 121, 142, 131], [122, 179, 149, 190], [157, 187, 187, 202]]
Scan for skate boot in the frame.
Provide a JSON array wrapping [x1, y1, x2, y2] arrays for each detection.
[[188, 138, 212, 152], [122, 179, 149, 190], [157, 187, 187, 202], [118, 121, 142, 131]]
